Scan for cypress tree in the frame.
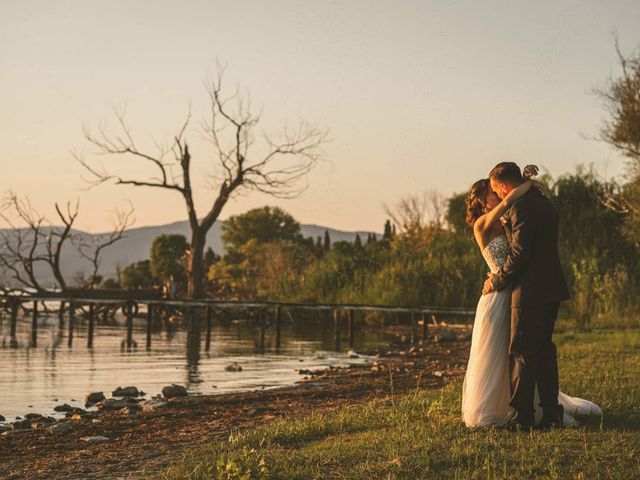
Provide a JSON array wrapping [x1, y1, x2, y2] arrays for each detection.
[[354, 233, 362, 248], [323, 230, 331, 251], [383, 220, 393, 240]]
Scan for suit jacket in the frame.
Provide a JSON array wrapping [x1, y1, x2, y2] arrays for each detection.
[[492, 188, 570, 307]]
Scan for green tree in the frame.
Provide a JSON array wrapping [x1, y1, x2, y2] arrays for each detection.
[[120, 260, 154, 290], [354, 234, 363, 248], [383, 220, 393, 240], [150, 234, 189, 292], [323, 230, 331, 251], [446, 192, 469, 234], [222, 207, 303, 258], [101, 277, 120, 289], [204, 247, 220, 271]]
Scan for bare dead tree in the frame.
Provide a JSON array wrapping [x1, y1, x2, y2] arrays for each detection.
[[73, 206, 134, 288], [593, 38, 640, 215], [0, 192, 133, 292], [384, 190, 447, 252], [596, 38, 640, 164], [385, 190, 447, 232], [76, 66, 328, 298], [0, 194, 48, 291]]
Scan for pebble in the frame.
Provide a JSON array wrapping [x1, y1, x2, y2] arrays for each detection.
[[13, 419, 32, 430], [142, 399, 168, 412], [162, 384, 188, 398], [120, 405, 142, 415], [80, 436, 110, 443], [53, 404, 74, 413], [50, 422, 73, 434], [96, 398, 131, 411], [64, 408, 88, 418], [111, 386, 140, 398], [85, 392, 106, 408], [224, 362, 243, 372]]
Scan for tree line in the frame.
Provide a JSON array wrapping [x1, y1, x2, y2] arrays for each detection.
[[101, 165, 638, 329]]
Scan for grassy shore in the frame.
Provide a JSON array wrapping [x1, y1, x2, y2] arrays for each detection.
[[155, 330, 640, 479]]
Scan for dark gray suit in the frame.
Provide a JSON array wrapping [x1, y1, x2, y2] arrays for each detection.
[[492, 188, 570, 424]]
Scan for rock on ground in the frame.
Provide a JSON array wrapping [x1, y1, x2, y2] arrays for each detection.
[[162, 384, 188, 398], [53, 404, 74, 413], [80, 436, 110, 443], [85, 392, 106, 408], [225, 362, 243, 372], [142, 399, 169, 412], [111, 386, 140, 398], [49, 422, 73, 434]]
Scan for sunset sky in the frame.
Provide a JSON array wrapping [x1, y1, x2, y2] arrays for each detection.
[[2, 0, 639, 233]]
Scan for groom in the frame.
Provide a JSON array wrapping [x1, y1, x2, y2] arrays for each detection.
[[482, 162, 570, 431]]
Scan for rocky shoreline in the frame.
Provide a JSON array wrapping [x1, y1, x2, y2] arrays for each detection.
[[0, 325, 471, 480]]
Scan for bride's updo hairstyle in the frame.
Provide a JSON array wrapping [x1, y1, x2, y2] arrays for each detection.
[[465, 178, 490, 228]]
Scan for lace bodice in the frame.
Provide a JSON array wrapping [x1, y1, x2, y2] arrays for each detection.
[[481, 235, 510, 274]]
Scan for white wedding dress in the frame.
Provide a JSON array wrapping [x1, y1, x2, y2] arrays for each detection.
[[461, 235, 601, 428]]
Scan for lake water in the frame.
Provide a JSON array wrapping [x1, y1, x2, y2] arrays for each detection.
[[0, 310, 394, 422]]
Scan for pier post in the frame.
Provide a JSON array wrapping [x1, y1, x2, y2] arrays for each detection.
[[87, 303, 95, 348], [68, 302, 75, 347], [146, 303, 153, 351], [58, 301, 65, 329], [410, 313, 417, 346], [421, 313, 428, 343], [205, 306, 212, 352], [31, 300, 38, 347], [274, 306, 281, 353], [347, 309, 354, 348], [125, 301, 134, 350], [333, 309, 341, 351], [10, 300, 18, 348], [258, 309, 266, 352]]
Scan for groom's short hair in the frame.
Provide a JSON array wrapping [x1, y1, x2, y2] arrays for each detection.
[[489, 162, 523, 185]]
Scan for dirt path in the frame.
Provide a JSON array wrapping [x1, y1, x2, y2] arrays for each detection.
[[0, 328, 471, 480]]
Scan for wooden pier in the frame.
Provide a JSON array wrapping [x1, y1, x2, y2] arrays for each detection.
[[0, 293, 475, 352]]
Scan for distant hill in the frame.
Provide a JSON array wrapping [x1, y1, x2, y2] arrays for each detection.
[[0, 220, 380, 286]]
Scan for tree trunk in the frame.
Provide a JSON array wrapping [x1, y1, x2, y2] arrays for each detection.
[[187, 229, 207, 298]]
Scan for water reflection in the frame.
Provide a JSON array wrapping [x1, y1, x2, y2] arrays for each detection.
[[0, 309, 394, 421]]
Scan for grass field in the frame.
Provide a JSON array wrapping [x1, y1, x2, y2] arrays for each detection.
[[154, 330, 640, 479]]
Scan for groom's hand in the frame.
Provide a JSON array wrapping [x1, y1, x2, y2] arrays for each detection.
[[482, 273, 496, 295]]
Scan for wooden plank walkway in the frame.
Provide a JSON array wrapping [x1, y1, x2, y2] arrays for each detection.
[[0, 293, 475, 352]]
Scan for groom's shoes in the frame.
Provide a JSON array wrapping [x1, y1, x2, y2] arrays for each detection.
[[536, 405, 564, 432], [503, 419, 534, 433]]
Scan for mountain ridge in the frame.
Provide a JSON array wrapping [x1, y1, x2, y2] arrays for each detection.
[[0, 220, 381, 286]]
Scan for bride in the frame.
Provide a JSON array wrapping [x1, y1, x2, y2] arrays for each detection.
[[461, 166, 601, 428]]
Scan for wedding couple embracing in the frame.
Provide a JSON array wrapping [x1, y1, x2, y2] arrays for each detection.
[[461, 162, 601, 431]]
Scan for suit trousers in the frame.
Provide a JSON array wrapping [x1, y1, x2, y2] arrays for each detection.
[[508, 302, 560, 423]]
